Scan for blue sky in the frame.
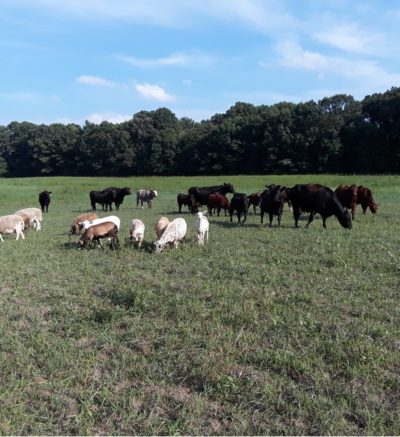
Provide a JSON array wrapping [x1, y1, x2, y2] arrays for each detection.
[[1, 0, 400, 125]]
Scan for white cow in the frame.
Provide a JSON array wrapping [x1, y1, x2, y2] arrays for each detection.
[[153, 218, 187, 252]]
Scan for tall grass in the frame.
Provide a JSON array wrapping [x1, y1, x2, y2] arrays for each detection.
[[0, 175, 399, 435]]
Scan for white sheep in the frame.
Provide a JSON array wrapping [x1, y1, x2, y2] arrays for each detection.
[[153, 218, 187, 253], [154, 216, 170, 239], [0, 214, 25, 242], [128, 219, 145, 248], [195, 211, 209, 245], [15, 207, 42, 231], [80, 215, 121, 231]]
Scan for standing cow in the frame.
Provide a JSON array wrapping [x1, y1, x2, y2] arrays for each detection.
[[137, 189, 158, 208], [229, 193, 249, 224], [259, 185, 287, 227], [335, 184, 358, 220], [39, 191, 52, 213]]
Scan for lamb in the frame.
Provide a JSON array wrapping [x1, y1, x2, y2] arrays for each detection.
[[0, 214, 25, 242], [195, 211, 209, 245], [15, 207, 42, 231], [153, 218, 187, 253], [78, 221, 119, 248], [154, 216, 170, 239], [128, 219, 145, 248], [70, 212, 99, 235], [79, 215, 120, 231]]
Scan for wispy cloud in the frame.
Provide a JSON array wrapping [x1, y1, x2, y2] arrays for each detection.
[[86, 112, 131, 124], [135, 83, 175, 102], [116, 52, 214, 69], [76, 75, 118, 87]]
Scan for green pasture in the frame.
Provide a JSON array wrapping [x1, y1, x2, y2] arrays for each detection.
[[0, 175, 399, 435]]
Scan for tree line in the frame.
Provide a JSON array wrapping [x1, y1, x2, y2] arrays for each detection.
[[0, 87, 399, 177]]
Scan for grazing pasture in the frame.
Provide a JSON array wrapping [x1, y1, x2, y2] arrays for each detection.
[[0, 175, 399, 435]]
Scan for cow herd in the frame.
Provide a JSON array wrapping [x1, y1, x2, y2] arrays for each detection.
[[0, 181, 378, 250]]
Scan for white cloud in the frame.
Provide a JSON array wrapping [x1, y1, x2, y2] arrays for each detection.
[[76, 75, 117, 87], [86, 112, 131, 124], [135, 83, 175, 102], [116, 52, 214, 69]]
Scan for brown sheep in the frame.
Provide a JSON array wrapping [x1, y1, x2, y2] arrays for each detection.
[[78, 221, 119, 248], [70, 213, 98, 235]]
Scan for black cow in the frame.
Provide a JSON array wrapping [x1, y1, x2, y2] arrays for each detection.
[[288, 184, 352, 229], [259, 185, 287, 227], [38, 191, 52, 213], [102, 186, 131, 210], [90, 189, 115, 211], [188, 183, 235, 213], [229, 193, 249, 224], [177, 193, 191, 213]]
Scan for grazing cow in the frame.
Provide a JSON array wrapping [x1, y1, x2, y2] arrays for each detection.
[[102, 186, 131, 210], [357, 185, 379, 215], [188, 183, 235, 213], [154, 216, 170, 239], [79, 222, 119, 249], [153, 218, 187, 252], [288, 184, 352, 229], [229, 193, 249, 224], [70, 213, 98, 235], [90, 189, 115, 211], [128, 219, 145, 248], [335, 184, 358, 220], [38, 191, 51, 213], [247, 192, 262, 214], [137, 189, 158, 208], [207, 193, 230, 216], [260, 185, 287, 227], [195, 211, 209, 245], [177, 193, 191, 213]]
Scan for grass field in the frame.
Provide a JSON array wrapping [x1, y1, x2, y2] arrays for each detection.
[[0, 175, 399, 435]]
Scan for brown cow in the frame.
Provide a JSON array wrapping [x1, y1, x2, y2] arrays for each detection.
[[357, 186, 379, 215], [207, 193, 230, 216], [248, 192, 261, 214], [335, 184, 358, 219]]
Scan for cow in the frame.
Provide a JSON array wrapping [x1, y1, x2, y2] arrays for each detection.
[[188, 183, 235, 213], [137, 189, 158, 208], [229, 193, 249, 224], [177, 193, 192, 213], [357, 186, 379, 215], [247, 192, 262, 214], [102, 186, 131, 210], [259, 185, 287, 227], [38, 191, 51, 213], [335, 184, 358, 220], [288, 184, 352, 229], [207, 193, 230, 216], [90, 189, 116, 211]]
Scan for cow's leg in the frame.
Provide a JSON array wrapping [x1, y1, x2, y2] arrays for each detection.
[[305, 212, 315, 228], [351, 204, 356, 220], [260, 210, 264, 224], [362, 204, 367, 214], [322, 216, 327, 228], [278, 212, 282, 227], [269, 213, 273, 227], [293, 208, 301, 228]]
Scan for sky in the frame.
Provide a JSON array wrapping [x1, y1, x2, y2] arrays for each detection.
[[1, 0, 400, 125]]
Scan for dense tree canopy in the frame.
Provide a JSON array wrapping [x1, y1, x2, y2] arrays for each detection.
[[1, 88, 399, 176]]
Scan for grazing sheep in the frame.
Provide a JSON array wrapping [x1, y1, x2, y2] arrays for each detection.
[[70, 213, 99, 235], [128, 219, 145, 248], [15, 207, 42, 231], [79, 221, 119, 248], [153, 218, 187, 253], [0, 214, 25, 242], [195, 211, 209, 245], [80, 215, 121, 231], [154, 216, 170, 239]]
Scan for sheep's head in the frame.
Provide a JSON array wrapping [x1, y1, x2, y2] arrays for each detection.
[[153, 240, 164, 253]]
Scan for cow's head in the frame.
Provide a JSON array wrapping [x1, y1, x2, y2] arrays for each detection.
[[224, 183, 235, 193], [370, 203, 379, 214]]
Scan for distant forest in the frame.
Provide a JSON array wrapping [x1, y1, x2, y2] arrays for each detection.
[[1, 87, 399, 177]]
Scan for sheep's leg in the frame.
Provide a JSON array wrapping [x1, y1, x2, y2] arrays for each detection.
[[0, 234, 4, 242]]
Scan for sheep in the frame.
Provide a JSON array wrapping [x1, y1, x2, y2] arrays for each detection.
[[128, 219, 145, 248], [15, 207, 42, 231], [154, 216, 170, 239], [153, 218, 187, 253], [0, 214, 25, 242], [78, 221, 119, 249], [70, 212, 98, 235], [195, 211, 209, 245], [79, 215, 121, 231]]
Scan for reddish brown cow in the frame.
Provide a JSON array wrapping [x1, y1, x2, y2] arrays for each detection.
[[207, 193, 230, 216], [357, 186, 379, 215], [335, 184, 358, 219], [248, 192, 261, 214]]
